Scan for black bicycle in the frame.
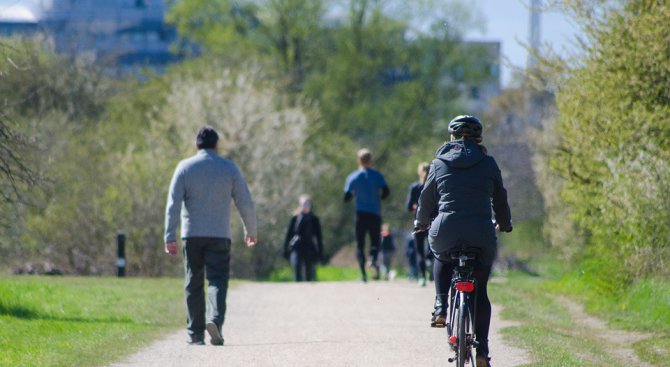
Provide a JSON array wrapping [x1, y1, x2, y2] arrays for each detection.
[[446, 249, 480, 367]]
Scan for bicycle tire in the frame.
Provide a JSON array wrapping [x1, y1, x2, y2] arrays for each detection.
[[457, 292, 468, 367]]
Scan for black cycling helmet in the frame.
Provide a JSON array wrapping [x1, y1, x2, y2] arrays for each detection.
[[448, 115, 483, 139]]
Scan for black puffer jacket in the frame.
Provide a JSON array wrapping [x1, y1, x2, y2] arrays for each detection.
[[283, 213, 323, 261], [416, 139, 511, 265]]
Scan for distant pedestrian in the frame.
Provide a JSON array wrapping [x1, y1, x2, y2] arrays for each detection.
[[406, 162, 433, 287], [379, 224, 396, 280], [343, 148, 390, 282], [283, 195, 324, 282], [164, 126, 257, 346], [405, 234, 419, 280]]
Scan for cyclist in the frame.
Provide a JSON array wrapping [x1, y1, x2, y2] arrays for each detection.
[[414, 115, 512, 367]]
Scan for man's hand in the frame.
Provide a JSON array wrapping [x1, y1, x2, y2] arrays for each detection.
[[495, 223, 513, 233], [245, 236, 257, 247], [165, 242, 178, 256]]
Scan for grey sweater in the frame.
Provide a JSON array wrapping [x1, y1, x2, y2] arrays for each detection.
[[164, 149, 257, 243]]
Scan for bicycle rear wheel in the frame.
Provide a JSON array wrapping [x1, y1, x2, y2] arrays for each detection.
[[456, 293, 469, 367]]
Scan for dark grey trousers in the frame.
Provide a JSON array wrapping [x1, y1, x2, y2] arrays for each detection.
[[290, 251, 316, 282], [182, 237, 231, 341]]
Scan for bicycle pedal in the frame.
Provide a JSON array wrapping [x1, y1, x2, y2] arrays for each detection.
[[430, 321, 446, 328]]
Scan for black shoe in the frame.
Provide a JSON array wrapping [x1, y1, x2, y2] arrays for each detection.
[[361, 273, 368, 283], [206, 322, 224, 346], [431, 293, 448, 327], [431, 314, 447, 328], [433, 294, 448, 313], [187, 337, 205, 346]]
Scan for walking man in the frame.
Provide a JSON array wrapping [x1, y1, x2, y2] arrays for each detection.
[[343, 148, 390, 282], [164, 126, 257, 346]]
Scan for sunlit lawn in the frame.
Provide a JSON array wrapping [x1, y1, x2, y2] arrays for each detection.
[[0, 276, 184, 367]]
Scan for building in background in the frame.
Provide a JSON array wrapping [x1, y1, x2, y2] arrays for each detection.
[[0, 2, 40, 36], [459, 41, 501, 113], [0, 0, 177, 73]]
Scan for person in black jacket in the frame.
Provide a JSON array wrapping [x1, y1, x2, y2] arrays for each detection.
[[415, 115, 512, 367], [283, 195, 324, 282], [406, 162, 432, 286], [379, 224, 396, 280]]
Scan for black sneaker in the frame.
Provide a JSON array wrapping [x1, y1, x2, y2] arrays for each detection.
[[372, 265, 381, 280], [431, 314, 447, 328], [187, 337, 205, 346], [206, 322, 224, 346]]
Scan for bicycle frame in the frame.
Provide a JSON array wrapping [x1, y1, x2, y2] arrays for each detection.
[[447, 253, 478, 366]]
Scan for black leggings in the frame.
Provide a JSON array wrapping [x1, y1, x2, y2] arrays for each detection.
[[414, 231, 435, 280], [355, 211, 382, 275], [434, 260, 492, 357]]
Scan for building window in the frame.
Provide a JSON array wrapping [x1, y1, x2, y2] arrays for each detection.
[[470, 86, 480, 100]]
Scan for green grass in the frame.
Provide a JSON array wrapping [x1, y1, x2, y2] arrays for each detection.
[[489, 274, 623, 366], [547, 274, 670, 366], [0, 276, 184, 367], [498, 219, 546, 260], [549, 275, 670, 333], [489, 273, 670, 366], [634, 335, 670, 367], [266, 265, 362, 282]]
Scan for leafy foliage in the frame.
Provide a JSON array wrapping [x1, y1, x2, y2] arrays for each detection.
[[1, 1, 496, 277], [549, 1, 670, 283]]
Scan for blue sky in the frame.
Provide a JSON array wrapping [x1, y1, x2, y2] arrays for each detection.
[[466, 0, 579, 86], [0, 0, 579, 87]]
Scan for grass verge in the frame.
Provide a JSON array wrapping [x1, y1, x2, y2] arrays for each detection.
[[489, 272, 670, 366], [266, 265, 362, 282], [548, 274, 670, 366], [0, 276, 184, 367]]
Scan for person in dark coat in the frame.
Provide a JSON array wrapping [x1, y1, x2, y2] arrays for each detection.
[[406, 162, 433, 286], [404, 233, 419, 280], [379, 224, 396, 280], [283, 195, 323, 282], [415, 115, 512, 367]]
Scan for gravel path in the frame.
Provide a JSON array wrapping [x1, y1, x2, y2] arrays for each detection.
[[110, 281, 529, 367]]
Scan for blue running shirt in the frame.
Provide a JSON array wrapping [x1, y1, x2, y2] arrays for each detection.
[[344, 168, 387, 216]]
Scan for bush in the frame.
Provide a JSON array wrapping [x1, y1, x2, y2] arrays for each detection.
[[548, 1, 670, 284]]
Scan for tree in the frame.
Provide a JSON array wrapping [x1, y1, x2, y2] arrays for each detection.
[[0, 39, 114, 272], [167, 0, 493, 260], [548, 0, 670, 283], [0, 41, 40, 206], [98, 58, 326, 277]]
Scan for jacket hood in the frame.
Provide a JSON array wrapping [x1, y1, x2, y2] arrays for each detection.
[[435, 139, 485, 168]]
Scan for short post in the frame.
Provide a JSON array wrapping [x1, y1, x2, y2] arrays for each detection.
[[117, 232, 126, 277]]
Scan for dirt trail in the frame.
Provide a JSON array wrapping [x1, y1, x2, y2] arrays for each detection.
[[559, 297, 654, 367], [110, 281, 529, 367]]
